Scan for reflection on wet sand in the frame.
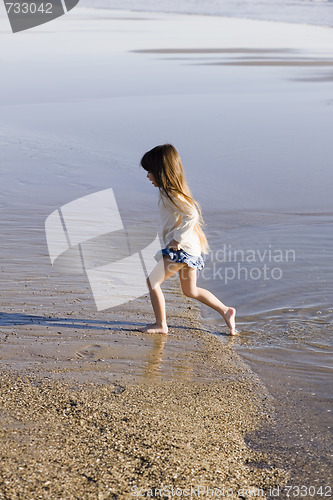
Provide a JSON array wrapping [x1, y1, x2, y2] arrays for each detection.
[[142, 333, 167, 379], [0, 300, 217, 385], [132, 47, 333, 79], [132, 48, 298, 54]]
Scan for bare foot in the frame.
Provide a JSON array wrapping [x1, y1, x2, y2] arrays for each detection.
[[139, 323, 168, 334], [222, 307, 238, 336]]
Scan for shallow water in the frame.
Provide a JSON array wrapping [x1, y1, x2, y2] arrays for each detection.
[[201, 212, 333, 325], [201, 211, 333, 488]]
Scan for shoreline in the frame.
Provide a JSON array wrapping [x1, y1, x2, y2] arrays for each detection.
[[0, 278, 289, 499]]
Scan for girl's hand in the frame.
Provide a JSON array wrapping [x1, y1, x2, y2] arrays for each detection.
[[168, 239, 181, 251]]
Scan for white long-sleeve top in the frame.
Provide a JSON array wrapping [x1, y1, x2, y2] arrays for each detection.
[[158, 190, 202, 257]]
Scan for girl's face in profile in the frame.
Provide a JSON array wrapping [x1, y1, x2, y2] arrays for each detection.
[[147, 171, 158, 187]]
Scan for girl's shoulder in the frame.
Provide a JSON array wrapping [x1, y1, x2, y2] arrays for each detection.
[[159, 189, 184, 205], [159, 189, 197, 215]]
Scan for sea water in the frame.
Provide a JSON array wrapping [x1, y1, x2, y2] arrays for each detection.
[[79, 0, 333, 27]]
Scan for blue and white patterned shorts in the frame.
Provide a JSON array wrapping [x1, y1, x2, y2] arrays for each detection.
[[155, 247, 205, 271]]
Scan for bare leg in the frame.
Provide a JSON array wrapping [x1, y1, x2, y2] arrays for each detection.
[[139, 256, 186, 334], [179, 266, 238, 335]]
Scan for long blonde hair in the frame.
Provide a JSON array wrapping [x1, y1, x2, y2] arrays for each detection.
[[141, 144, 209, 254]]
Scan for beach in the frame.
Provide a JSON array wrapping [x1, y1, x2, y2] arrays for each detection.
[[1, 5, 333, 498], [0, 281, 288, 499]]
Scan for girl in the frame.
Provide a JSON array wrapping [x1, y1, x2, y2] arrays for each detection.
[[139, 144, 237, 336]]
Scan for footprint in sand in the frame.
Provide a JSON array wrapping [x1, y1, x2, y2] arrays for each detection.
[[75, 344, 101, 360]]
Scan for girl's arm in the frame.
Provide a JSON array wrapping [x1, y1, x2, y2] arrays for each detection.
[[168, 238, 181, 250], [163, 193, 198, 250]]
